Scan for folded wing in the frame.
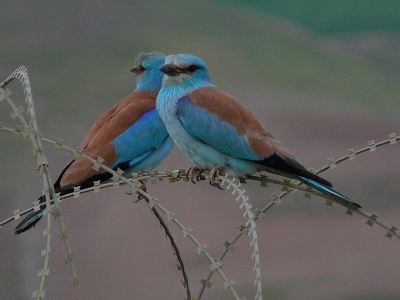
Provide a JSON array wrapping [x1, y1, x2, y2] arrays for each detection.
[[60, 91, 161, 189]]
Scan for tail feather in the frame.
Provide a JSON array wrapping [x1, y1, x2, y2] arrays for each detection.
[[14, 165, 113, 234], [14, 210, 44, 235], [299, 176, 361, 208], [14, 203, 55, 235]]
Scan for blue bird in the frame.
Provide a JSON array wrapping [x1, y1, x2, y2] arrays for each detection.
[[14, 52, 175, 234], [156, 53, 361, 208]]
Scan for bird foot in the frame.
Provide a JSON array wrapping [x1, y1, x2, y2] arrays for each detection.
[[209, 165, 224, 190], [187, 166, 204, 184], [134, 180, 147, 202]]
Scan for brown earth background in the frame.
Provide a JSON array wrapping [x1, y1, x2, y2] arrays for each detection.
[[0, 1, 399, 299]]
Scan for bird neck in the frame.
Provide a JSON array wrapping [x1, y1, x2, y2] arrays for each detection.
[[135, 72, 164, 93], [162, 77, 214, 96], [156, 80, 213, 126]]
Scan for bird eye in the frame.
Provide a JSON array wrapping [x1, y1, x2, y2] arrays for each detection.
[[187, 65, 199, 73], [131, 65, 146, 75], [139, 65, 146, 73]]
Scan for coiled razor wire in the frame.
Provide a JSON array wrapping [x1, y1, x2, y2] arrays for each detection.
[[1, 67, 399, 300], [1, 67, 81, 299], [1, 67, 245, 299]]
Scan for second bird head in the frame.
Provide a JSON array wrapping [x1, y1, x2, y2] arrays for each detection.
[[131, 51, 166, 93]]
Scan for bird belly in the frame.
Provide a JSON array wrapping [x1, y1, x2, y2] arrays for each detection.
[[163, 114, 258, 177], [167, 116, 226, 169], [157, 92, 258, 177], [122, 135, 175, 174]]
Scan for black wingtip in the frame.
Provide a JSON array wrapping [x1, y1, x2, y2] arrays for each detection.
[[14, 212, 43, 235], [259, 153, 333, 187]]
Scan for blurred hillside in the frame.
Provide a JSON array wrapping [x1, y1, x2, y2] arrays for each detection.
[[233, 0, 400, 34], [1, 0, 400, 119], [1, 1, 399, 300]]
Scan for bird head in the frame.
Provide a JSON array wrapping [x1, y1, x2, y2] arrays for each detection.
[[158, 54, 213, 88], [131, 52, 166, 93]]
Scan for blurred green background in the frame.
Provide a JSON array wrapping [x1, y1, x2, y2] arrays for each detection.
[[1, 1, 399, 299], [232, 0, 400, 34]]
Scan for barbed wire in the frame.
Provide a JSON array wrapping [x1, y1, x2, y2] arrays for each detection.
[[1, 68, 246, 299], [1, 67, 81, 300], [2, 126, 399, 299], [1, 66, 399, 299], [147, 198, 192, 300]]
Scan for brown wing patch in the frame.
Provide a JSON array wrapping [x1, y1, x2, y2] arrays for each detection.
[[188, 87, 264, 135], [188, 86, 301, 165], [264, 132, 297, 159], [60, 143, 117, 188], [60, 91, 156, 188], [188, 87, 277, 157], [82, 91, 156, 149]]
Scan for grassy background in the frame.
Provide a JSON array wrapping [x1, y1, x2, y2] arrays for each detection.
[[0, 1, 399, 299], [1, 0, 400, 114], [230, 0, 400, 34]]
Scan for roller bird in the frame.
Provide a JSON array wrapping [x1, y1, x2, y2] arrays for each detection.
[[14, 52, 174, 234], [156, 53, 360, 209]]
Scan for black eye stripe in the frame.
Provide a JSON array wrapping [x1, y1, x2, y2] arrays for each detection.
[[188, 65, 198, 72], [132, 65, 146, 75], [176, 64, 200, 74]]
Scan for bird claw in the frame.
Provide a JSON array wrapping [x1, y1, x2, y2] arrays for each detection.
[[134, 180, 147, 202], [209, 165, 224, 190], [187, 166, 204, 184]]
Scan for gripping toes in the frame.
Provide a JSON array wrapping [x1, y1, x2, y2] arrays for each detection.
[[187, 166, 204, 184], [209, 165, 223, 190], [134, 180, 147, 202]]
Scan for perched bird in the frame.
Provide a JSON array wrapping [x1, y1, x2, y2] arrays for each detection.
[[156, 53, 361, 208], [14, 52, 174, 234]]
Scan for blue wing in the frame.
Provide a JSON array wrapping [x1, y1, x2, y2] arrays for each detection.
[[112, 108, 171, 169], [176, 91, 361, 209], [176, 96, 262, 161], [14, 109, 174, 235]]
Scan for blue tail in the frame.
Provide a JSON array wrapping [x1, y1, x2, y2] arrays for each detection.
[[299, 176, 361, 208], [14, 202, 55, 235]]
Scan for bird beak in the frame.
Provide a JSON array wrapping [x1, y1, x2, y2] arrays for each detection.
[[159, 64, 180, 76]]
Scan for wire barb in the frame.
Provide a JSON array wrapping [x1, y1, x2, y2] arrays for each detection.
[[1, 66, 399, 300]]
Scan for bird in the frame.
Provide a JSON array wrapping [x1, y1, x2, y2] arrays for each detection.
[[156, 53, 361, 209], [14, 51, 175, 234]]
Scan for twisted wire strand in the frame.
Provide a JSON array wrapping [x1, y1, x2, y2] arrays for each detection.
[[195, 174, 262, 300], [1, 124, 399, 299], [195, 133, 400, 299], [1, 68, 81, 299], [1, 67, 399, 299], [9, 131, 246, 299]]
